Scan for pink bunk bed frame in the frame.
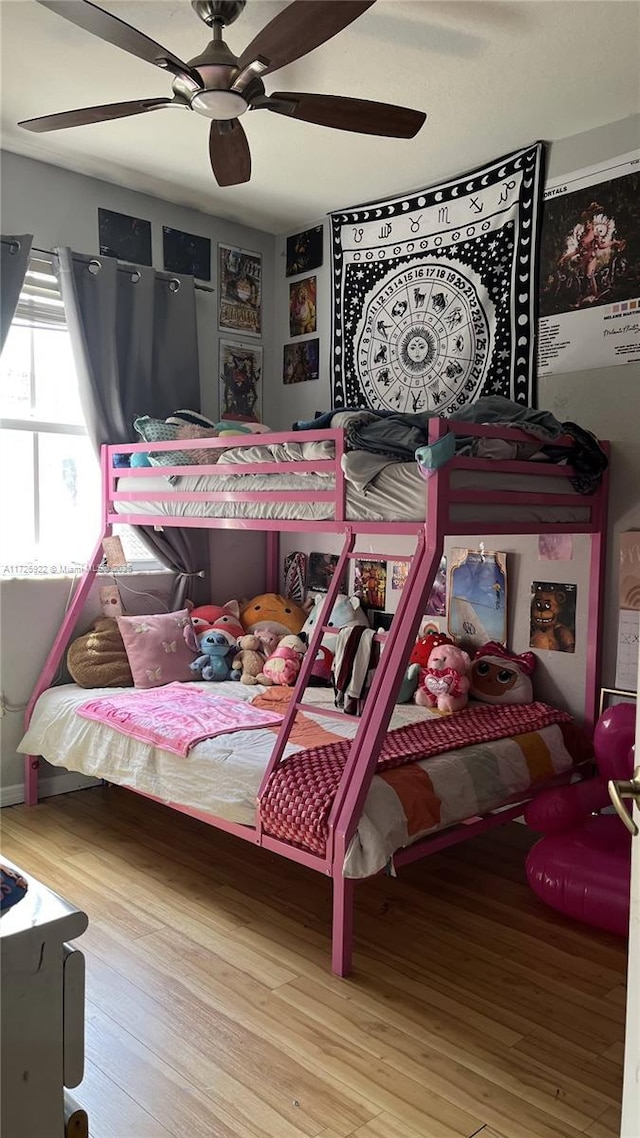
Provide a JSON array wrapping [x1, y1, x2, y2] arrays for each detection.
[[24, 417, 609, 975]]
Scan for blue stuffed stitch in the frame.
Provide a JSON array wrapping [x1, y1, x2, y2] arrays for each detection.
[[189, 628, 236, 682]]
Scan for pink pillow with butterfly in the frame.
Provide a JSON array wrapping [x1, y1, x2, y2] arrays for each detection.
[[116, 609, 196, 688]]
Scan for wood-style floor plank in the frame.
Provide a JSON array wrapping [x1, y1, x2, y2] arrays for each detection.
[[0, 787, 628, 1138]]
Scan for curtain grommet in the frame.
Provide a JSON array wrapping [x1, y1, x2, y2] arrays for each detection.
[[88, 259, 102, 276], [168, 278, 181, 293], [8, 240, 21, 255], [129, 269, 141, 284]]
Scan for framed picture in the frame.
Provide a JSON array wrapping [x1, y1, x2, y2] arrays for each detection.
[[289, 276, 317, 337], [219, 244, 262, 336], [98, 208, 151, 266], [286, 225, 323, 277], [163, 226, 211, 280], [599, 687, 637, 717], [218, 339, 262, 423], [283, 339, 319, 384]]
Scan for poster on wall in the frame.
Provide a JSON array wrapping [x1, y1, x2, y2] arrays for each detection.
[[98, 208, 151, 265], [218, 244, 262, 336], [530, 581, 577, 653], [218, 339, 262, 422], [330, 143, 544, 414], [283, 339, 319, 384], [286, 226, 323, 276], [163, 226, 211, 280], [289, 276, 317, 336], [308, 552, 345, 594], [353, 559, 388, 611], [537, 150, 640, 376], [448, 549, 507, 651]]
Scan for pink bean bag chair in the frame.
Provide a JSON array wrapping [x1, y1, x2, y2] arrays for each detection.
[[524, 702, 635, 937]]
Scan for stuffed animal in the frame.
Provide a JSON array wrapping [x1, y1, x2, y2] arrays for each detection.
[[67, 617, 133, 688], [185, 627, 236, 681], [300, 593, 369, 683], [257, 633, 307, 686], [397, 631, 453, 703], [470, 642, 535, 704], [240, 593, 307, 638], [188, 600, 244, 644], [416, 642, 471, 713], [230, 634, 266, 685], [253, 626, 283, 659]]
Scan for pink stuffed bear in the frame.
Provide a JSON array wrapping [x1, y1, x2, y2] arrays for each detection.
[[416, 642, 471, 713], [257, 634, 307, 687]]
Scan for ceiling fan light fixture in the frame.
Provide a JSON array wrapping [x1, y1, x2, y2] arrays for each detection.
[[191, 88, 248, 119]]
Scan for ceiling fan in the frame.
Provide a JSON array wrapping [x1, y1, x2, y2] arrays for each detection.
[[19, 0, 427, 187]]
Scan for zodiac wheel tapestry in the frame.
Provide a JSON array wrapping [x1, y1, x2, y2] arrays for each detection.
[[331, 143, 544, 414]]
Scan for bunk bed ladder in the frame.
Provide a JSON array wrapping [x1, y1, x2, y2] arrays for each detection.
[[329, 529, 447, 975]]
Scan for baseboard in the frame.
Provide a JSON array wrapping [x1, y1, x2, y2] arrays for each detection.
[[1, 771, 99, 807]]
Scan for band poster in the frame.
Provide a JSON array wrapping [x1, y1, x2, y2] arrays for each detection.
[[537, 150, 640, 376], [218, 244, 262, 336]]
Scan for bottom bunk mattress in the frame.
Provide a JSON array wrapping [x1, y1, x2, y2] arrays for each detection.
[[19, 682, 590, 878]]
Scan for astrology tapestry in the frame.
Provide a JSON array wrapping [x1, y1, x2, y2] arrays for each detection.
[[330, 142, 544, 414]]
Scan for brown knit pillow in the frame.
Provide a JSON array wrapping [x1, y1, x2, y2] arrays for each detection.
[[67, 618, 133, 688]]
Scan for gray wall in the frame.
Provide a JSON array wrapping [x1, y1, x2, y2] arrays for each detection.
[[271, 114, 640, 699]]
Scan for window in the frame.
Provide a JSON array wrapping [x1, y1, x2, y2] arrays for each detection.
[[0, 255, 158, 576]]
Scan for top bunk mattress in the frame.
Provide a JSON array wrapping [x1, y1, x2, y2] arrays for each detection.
[[114, 460, 590, 525]]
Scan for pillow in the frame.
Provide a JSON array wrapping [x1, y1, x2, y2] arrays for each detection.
[[117, 609, 196, 688], [67, 617, 133, 688], [133, 416, 220, 468]]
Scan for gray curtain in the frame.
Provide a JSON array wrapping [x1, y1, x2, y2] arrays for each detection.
[[1, 234, 32, 351], [56, 247, 209, 606]]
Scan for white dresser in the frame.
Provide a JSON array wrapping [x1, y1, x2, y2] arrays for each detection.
[[1, 858, 89, 1138]]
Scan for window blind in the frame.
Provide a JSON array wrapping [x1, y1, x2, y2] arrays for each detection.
[[15, 254, 66, 328]]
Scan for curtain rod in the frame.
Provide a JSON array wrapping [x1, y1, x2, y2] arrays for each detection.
[[1, 237, 214, 294]]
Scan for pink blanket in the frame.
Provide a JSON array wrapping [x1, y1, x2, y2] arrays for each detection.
[[76, 682, 284, 757]]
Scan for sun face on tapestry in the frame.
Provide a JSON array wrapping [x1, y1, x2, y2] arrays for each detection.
[[353, 261, 492, 415], [331, 143, 544, 414]]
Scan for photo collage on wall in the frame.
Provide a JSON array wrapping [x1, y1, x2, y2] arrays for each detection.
[[283, 225, 323, 384], [218, 244, 263, 423]]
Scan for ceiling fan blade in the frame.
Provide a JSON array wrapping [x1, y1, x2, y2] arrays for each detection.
[[209, 120, 251, 187], [237, 0, 376, 78], [262, 92, 426, 138], [36, 1, 202, 83], [19, 98, 175, 133]]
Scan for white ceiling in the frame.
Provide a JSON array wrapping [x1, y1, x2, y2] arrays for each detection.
[[1, 0, 639, 235]]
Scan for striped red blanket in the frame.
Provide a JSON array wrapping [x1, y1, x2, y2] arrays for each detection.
[[259, 701, 573, 856]]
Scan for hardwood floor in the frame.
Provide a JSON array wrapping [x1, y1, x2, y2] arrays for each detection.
[[1, 786, 627, 1138]]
